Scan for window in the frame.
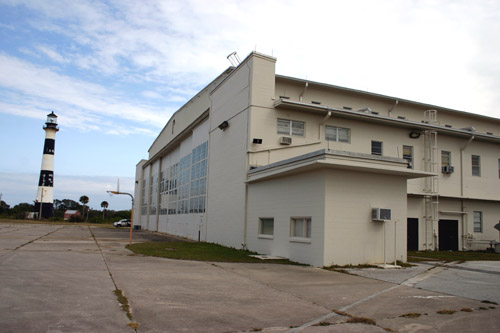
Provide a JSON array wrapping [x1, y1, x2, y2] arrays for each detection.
[[290, 217, 311, 239], [325, 126, 350, 143], [371, 141, 383, 156], [278, 118, 305, 137], [473, 211, 482, 233], [472, 155, 481, 176], [259, 218, 274, 237], [403, 145, 413, 169], [441, 151, 451, 168]]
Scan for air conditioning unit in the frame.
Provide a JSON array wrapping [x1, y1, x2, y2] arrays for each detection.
[[442, 166, 455, 174], [280, 137, 292, 145], [372, 208, 392, 221]]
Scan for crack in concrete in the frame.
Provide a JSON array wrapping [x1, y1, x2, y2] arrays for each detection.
[[88, 226, 140, 332]]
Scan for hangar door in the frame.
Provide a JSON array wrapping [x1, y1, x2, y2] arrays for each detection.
[[438, 219, 458, 251]]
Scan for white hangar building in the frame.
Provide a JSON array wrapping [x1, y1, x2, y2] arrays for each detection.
[[134, 52, 500, 266]]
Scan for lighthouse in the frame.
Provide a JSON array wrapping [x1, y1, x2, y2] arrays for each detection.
[[35, 111, 59, 219]]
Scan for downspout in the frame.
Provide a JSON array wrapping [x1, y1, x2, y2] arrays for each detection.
[[242, 60, 252, 250], [156, 159, 162, 232], [319, 111, 332, 140], [460, 135, 475, 249], [388, 100, 398, 117]]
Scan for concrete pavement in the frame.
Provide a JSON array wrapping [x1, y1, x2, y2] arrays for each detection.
[[1, 222, 499, 332]]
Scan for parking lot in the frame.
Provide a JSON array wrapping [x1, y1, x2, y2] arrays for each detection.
[[1, 222, 499, 332]]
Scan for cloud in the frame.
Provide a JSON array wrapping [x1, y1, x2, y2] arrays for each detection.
[[0, 53, 173, 134], [2, 0, 500, 121]]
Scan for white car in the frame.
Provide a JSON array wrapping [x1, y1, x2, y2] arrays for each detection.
[[113, 219, 131, 227]]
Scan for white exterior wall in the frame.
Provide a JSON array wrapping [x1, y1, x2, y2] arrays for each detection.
[[135, 52, 500, 263], [205, 57, 254, 248], [324, 171, 407, 266], [246, 171, 326, 267]]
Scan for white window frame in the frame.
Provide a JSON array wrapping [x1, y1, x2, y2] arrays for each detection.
[[325, 125, 350, 143], [258, 218, 274, 239], [278, 118, 305, 137], [472, 155, 481, 177], [371, 141, 383, 156], [290, 217, 312, 243], [473, 211, 482, 233]]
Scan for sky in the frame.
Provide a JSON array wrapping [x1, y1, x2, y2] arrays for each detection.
[[0, 0, 499, 210]]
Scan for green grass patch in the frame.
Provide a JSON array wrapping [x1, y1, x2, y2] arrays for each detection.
[[127, 241, 304, 265], [408, 250, 500, 262]]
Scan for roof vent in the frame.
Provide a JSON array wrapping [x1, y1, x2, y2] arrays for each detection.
[[358, 107, 373, 113], [460, 126, 476, 132]]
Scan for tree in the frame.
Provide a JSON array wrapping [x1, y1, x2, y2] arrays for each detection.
[[0, 199, 10, 216], [100, 201, 109, 219], [79, 195, 89, 221]]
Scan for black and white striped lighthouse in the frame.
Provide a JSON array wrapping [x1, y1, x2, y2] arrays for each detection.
[[35, 111, 59, 218]]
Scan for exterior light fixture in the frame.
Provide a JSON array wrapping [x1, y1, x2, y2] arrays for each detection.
[[252, 138, 263, 144], [218, 121, 229, 131], [409, 131, 421, 139]]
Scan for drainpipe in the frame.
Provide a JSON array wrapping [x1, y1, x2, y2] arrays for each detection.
[[319, 111, 332, 140], [460, 136, 475, 250], [388, 100, 398, 117]]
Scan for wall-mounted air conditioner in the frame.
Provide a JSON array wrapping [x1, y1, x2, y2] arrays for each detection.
[[280, 137, 292, 145], [442, 166, 455, 174], [372, 208, 392, 221]]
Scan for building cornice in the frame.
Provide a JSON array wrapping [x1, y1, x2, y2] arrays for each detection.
[[248, 149, 433, 183]]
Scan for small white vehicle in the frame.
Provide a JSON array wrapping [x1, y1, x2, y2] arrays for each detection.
[[113, 219, 131, 227]]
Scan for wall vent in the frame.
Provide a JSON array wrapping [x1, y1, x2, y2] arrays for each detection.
[[372, 208, 391, 221], [279, 137, 292, 145]]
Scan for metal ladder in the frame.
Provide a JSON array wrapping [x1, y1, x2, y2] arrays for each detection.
[[423, 110, 439, 250]]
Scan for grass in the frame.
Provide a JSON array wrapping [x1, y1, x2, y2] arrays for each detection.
[[324, 263, 379, 271], [437, 309, 457, 315], [346, 316, 376, 325], [408, 250, 500, 262], [400, 313, 422, 318], [113, 289, 132, 320], [127, 241, 305, 265]]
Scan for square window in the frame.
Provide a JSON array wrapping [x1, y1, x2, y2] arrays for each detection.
[[473, 211, 482, 233], [290, 217, 311, 238], [371, 141, 383, 156], [259, 218, 274, 236]]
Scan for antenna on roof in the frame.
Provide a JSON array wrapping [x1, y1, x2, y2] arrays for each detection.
[[227, 52, 241, 66]]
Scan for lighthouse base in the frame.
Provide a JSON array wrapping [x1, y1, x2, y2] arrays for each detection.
[[34, 202, 54, 219]]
